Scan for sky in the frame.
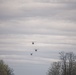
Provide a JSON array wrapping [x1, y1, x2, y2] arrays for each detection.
[[0, 0, 76, 75]]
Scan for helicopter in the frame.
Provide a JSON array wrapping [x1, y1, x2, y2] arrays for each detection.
[[35, 49, 37, 52], [30, 53, 33, 55], [32, 42, 34, 44]]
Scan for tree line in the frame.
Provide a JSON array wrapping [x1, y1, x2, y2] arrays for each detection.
[[0, 52, 76, 75]]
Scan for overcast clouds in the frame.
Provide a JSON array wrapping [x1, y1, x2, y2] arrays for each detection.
[[0, 0, 76, 75]]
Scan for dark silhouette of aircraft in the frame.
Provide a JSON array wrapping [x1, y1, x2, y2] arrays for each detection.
[[32, 42, 34, 44], [30, 53, 33, 55], [35, 49, 37, 52]]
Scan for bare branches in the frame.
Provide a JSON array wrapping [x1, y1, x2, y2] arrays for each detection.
[[48, 52, 76, 75]]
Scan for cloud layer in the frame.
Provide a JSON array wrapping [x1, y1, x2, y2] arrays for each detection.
[[0, 0, 76, 75]]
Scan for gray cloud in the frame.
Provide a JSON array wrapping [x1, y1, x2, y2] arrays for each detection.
[[0, 0, 76, 22], [0, 18, 76, 35], [0, 1, 76, 36]]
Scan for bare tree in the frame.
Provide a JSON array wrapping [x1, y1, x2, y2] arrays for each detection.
[[59, 52, 67, 75], [48, 62, 61, 75], [48, 52, 76, 75]]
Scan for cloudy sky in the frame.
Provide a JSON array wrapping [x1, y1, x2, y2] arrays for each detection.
[[0, 0, 76, 75]]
